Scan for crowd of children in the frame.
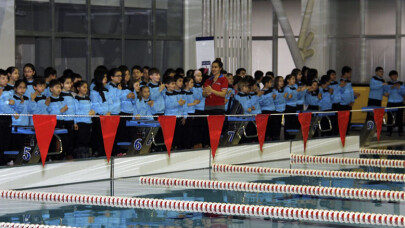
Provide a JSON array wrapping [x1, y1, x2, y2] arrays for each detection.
[[0, 61, 404, 163]]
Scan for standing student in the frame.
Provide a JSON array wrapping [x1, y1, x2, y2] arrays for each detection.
[[254, 70, 264, 89], [183, 77, 199, 149], [131, 65, 143, 84], [0, 70, 18, 165], [192, 70, 207, 148], [319, 75, 334, 136], [291, 68, 306, 111], [119, 65, 136, 116], [235, 78, 253, 113], [135, 86, 155, 120], [328, 69, 340, 136], [23, 63, 36, 97], [73, 81, 94, 158], [235, 68, 247, 78], [142, 66, 150, 83], [10, 80, 31, 127], [43, 67, 57, 97], [47, 79, 68, 123], [90, 68, 111, 157], [284, 74, 299, 139], [148, 68, 165, 115], [368, 67, 386, 107], [339, 66, 355, 133], [248, 77, 262, 115], [384, 70, 405, 136], [260, 76, 276, 141], [29, 77, 48, 125], [273, 76, 287, 140], [60, 76, 76, 158], [305, 80, 321, 111], [107, 68, 124, 154], [173, 75, 187, 149], [224, 73, 234, 113], [5, 67, 19, 91]]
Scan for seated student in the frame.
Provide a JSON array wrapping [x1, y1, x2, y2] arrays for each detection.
[[90, 68, 111, 157], [384, 70, 405, 136], [0, 70, 18, 165], [368, 66, 386, 107], [305, 80, 321, 111], [28, 77, 48, 124], [5, 66, 19, 91], [235, 78, 253, 114], [148, 68, 165, 115], [272, 76, 287, 140], [73, 81, 94, 158], [319, 75, 334, 136], [284, 74, 298, 139], [22, 63, 36, 97], [135, 86, 155, 120], [10, 80, 31, 127], [60, 76, 76, 158], [43, 67, 57, 97]]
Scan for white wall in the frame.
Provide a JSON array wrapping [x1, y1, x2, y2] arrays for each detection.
[[183, 0, 202, 71], [0, 0, 15, 68]]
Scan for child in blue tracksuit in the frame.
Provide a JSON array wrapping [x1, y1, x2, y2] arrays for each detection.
[[174, 75, 188, 149], [319, 75, 334, 136], [291, 68, 306, 111], [273, 76, 287, 140], [305, 80, 321, 111], [191, 70, 206, 148], [384, 70, 405, 136], [43, 67, 57, 97], [74, 81, 94, 158], [225, 74, 234, 113], [0, 70, 18, 163], [22, 63, 36, 98], [327, 69, 340, 135], [235, 79, 253, 114], [260, 76, 276, 141], [29, 77, 48, 125], [249, 79, 262, 115], [284, 74, 299, 139], [135, 86, 155, 120], [368, 66, 386, 107], [90, 68, 111, 156], [148, 68, 165, 115], [11, 80, 32, 127], [60, 76, 76, 158], [183, 77, 199, 149]]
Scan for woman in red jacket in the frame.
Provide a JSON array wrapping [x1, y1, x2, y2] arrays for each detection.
[[203, 58, 229, 115]]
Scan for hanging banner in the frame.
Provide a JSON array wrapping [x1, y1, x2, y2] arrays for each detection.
[[196, 37, 215, 72], [255, 114, 270, 152], [338, 111, 350, 147], [33, 115, 57, 167], [158, 116, 177, 157], [100, 115, 120, 162], [207, 115, 225, 159], [373, 108, 385, 141], [298, 112, 312, 151]]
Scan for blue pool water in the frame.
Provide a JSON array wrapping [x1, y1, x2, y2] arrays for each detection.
[[0, 152, 403, 227]]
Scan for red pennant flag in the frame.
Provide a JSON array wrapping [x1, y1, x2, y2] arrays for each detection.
[[256, 114, 270, 152], [33, 115, 57, 167], [207, 115, 225, 159], [298, 112, 312, 151], [373, 108, 385, 141], [100, 115, 120, 162], [338, 111, 350, 147], [158, 116, 177, 157]]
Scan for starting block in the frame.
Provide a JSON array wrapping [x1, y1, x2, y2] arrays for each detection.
[[124, 120, 164, 155], [220, 116, 256, 146]]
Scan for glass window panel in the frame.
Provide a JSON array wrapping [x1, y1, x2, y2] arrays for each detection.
[[329, 38, 361, 83], [278, 0, 301, 36], [365, 39, 395, 82], [155, 40, 183, 72], [329, 0, 361, 36], [16, 37, 52, 76], [156, 0, 183, 36], [15, 0, 51, 32], [125, 40, 153, 68], [252, 41, 272, 73], [365, 0, 396, 35], [252, 1, 273, 36], [91, 1, 121, 35], [55, 0, 87, 33], [91, 39, 121, 74], [55, 38, 88, 80], [124, 1, 152, 36], [278, 39, 295, 77]]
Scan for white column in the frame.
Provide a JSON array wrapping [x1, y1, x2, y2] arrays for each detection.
[[183, 0, 203, 70], [0, 0, 15, 68]]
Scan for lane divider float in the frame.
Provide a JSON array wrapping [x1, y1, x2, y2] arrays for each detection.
[[0, 223, 78, 228], [290, 154, 405, 168], [0, 190, 403, 227], [139, 176, 405, 202], [212, 163, 405, 182], [360, 148, 405, 156]]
